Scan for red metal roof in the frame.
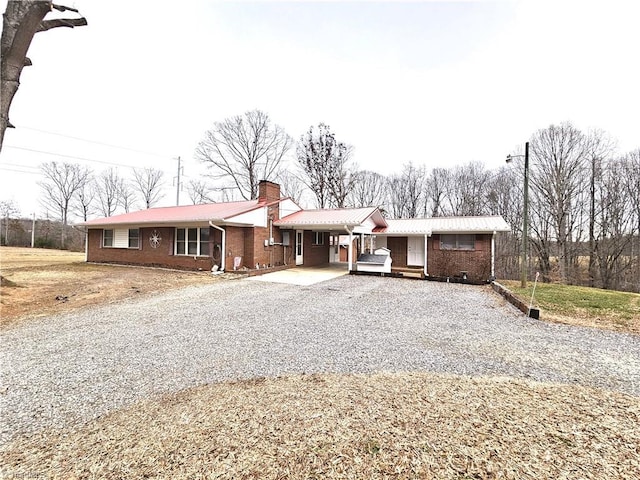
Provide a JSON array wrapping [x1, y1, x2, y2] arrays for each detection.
[[80, 200, 264, 227]]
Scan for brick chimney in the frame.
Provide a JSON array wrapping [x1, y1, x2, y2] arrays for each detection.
[[258, 180, 281, 203]]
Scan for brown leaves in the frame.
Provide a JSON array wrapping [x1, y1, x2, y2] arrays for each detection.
[[2, 372, 639, 479]]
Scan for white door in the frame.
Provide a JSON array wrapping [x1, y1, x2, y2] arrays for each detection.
[[407, 236, 425, 266], [295, 230, 304, 265]]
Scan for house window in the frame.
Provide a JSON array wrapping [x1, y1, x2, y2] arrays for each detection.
[[440, 234, 475, 251], [103, 229, 114, 247], [128, 228, 139, 248], [312, 232, 325, 245], [175, 227, 210, 256]]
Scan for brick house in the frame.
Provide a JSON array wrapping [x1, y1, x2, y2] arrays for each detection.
[[80, 181, 510, 282]]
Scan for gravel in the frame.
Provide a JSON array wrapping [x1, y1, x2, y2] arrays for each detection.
[[1, 274, 639, 446]]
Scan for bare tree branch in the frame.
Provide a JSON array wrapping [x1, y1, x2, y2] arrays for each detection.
[[0, 0, 87, 151]]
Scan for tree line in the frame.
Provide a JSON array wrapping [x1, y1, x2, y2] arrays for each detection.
[[2, 110, 638, 292], [195, 111, 639, 292]]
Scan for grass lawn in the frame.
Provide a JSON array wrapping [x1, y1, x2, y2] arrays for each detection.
[[500, 280, 640, 334]]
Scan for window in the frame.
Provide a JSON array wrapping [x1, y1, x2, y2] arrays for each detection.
[[440, 234, 475, 251], [312, 231, 325, 245], [128, 228, 139, 248], [103, 229, 114, 247], [175, 227, 211, 256]]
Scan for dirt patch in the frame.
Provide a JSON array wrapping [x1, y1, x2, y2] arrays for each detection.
[[0, 247, 222, 328], [2, 372, 638, 479]]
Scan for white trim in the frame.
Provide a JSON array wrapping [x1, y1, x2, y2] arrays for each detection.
[[424, 234, 428, 277], [209, 222, 226, 272], [491, 231, 496, 278], [174, 227, 210, 257]]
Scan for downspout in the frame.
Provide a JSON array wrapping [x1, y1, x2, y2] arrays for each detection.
[[345, 225, 354, 272], [209, 221, 226, 272], [491, 231, 496, 279]]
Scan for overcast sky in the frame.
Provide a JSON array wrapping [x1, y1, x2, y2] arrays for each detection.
[[1, 0, 639, 217]]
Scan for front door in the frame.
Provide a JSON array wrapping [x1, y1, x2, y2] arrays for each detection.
[[295, 230, 304, 265], [407, 236, 425, 266]]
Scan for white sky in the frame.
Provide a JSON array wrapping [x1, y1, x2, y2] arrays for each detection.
[[1, 0, 639, 217]]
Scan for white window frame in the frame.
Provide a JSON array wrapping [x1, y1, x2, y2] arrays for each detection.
[[128, 228, 140, 248], [175, 227, 210, 256], [103, 228, 140, 248], [312, 231, 325, 246], [103, 229, 114, 247]]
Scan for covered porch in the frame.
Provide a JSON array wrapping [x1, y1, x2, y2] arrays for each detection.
[[274, 207, 387, 273]]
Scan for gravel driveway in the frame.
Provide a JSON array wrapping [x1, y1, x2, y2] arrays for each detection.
[[1, 275, 639, 446]]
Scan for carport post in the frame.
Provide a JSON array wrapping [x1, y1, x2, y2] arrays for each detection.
[[423, 234, 428, 277], [345, 226, 354, 272], [491, 231, 496, 278]]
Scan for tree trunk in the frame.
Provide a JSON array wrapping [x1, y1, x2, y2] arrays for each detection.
[[0, 1, 87, 152]]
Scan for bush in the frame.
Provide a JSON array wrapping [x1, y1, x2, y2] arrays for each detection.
[[34, 237, 56, 249]]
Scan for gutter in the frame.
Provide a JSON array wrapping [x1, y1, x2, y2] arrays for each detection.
[[209, 221, 226, 272]]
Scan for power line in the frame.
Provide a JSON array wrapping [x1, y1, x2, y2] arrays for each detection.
[[17, 125, 171, 158], [0, 166, 41, 175], [3, 145, 158, 170], [0, 162, 39, 170]]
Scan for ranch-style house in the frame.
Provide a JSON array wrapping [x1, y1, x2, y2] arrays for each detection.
[[80, 181, 511, 282]]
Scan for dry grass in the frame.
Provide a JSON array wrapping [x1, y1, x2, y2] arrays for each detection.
[[2, 247, 639, 478], [2, 373, 639, 479], [0, 247, 222, 328]]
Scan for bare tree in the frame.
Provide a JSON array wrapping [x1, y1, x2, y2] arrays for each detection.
[[424, 168, 449, 217], [0, 199, 20, 245], [622, 149, 640, 292], [276, 170, 306, 205], [132, 167, 164, 209], [327, 144, 358, 208], [73, 173, 95, 221], [530, 122, 588, 284], [593, 157, 636, 290], [0, 1, 87, 151], [349, 170, 388, 210], [186, 179, 214, 205], [296, 123, 356, 208], [95, 168, 122, 217], [118, 180, 136, 213], [386, 162, 425, 219], [195, 110, 293, 200], [584, 129, 616, 286], [38, 161, 90, 248]]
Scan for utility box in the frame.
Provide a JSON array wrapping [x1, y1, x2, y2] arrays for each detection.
[[282, 231, 290, 246]]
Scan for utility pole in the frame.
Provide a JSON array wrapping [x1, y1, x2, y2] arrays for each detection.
[[506, 141, 530, 288], [174, 156, 183, 206], [522, 141, 529, 289]]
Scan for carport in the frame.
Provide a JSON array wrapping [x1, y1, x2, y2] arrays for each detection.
[[274, 207, 388, 272]]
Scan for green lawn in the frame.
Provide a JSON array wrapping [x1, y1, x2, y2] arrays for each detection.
[[499, 280, 640, 333]]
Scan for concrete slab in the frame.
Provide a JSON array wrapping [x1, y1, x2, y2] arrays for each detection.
[[247, 264, 349, 286]]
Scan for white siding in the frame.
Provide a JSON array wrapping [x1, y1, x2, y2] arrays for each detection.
[[113, 228, 129, 248], [228, 207, 266, 227]]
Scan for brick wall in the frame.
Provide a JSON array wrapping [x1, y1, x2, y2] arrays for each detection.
[[87, 227, 215, 270], [428, 234, 492, 281], [303, 230, 330, 266], [225, 226, 246, 270]]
